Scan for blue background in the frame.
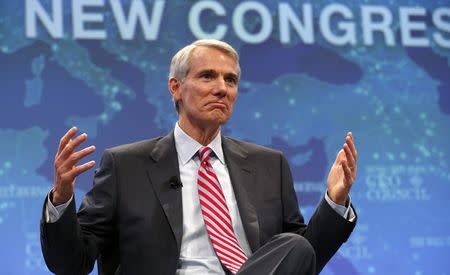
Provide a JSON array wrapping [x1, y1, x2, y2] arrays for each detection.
[[1, 0, 449, 274]]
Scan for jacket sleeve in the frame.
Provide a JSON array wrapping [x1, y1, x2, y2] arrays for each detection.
[[279, 153, 357, 273], [40, 150, 118, 275]]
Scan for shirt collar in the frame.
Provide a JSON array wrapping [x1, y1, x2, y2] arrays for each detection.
[[174, 122, 225, 165]]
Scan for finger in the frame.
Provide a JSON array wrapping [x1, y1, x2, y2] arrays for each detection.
[[75, 145, 96, 161], [347, 131, 355, 142], [63, 160, 96, 180], [57, 127, 78, 156], [63, 145, 96, 168], [57, 145, 96, 176], [57, 132, 88, 162], [342, 161, 354, 186], [332, 149, 345, 166], [343, 143, 356, 169], [346, 134, 358, 161], [344, 143, 357, 178]]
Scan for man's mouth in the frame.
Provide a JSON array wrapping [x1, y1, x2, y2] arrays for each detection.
[[207, 102, 227, 109]]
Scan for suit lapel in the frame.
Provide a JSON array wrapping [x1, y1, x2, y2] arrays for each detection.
[[222, 137, 261, 252], [146, 132, 183, 252]]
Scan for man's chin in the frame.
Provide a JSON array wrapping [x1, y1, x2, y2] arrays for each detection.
[[208, 111, 231, 125]]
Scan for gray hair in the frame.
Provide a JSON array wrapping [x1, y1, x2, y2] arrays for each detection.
[[169, 39, 241, 80]]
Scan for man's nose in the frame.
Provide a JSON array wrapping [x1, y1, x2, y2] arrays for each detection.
[[213, 78, 227, 97]]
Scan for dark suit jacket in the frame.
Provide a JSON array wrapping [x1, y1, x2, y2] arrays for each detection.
[[40, 131, 356, 275]]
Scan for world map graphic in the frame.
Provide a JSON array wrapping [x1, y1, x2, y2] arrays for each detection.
[[0, 1, 449, 274]]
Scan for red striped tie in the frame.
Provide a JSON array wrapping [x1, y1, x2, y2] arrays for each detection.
[[197, 147, 248, 274]]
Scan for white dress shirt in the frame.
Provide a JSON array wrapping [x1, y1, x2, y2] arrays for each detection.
[[174, 123, 251, 274]]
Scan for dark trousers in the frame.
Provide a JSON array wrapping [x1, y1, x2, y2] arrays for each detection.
[[234, 233, 316, 275], [118, 233, 316, 275]]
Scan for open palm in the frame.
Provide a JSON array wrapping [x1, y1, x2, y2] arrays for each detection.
[[327, 133, 358, 206]]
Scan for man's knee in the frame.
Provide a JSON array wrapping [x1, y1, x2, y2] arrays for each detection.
[[238, 233, 316, 275], [277, 233, 316, 260], [270, 233, 316, 274]]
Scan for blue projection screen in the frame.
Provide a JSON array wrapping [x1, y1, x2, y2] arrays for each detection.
[[1, 0, 449, 274]]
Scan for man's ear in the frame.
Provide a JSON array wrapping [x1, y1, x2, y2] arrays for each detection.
[[168, 77, 181, 102]]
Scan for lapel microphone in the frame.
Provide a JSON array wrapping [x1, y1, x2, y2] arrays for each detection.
[[169, 176, 183, 189]]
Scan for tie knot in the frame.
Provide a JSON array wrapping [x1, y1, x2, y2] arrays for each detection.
[[198, 147, 212, 162]]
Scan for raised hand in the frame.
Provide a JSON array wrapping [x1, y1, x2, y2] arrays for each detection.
[[52, 127, 96, 205], [327, 132, 358, 206]]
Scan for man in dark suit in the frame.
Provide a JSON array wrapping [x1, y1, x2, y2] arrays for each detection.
[[41, 40, 357, 275]]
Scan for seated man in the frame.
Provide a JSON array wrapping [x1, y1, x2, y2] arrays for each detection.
[[41, 39, 357, 275]]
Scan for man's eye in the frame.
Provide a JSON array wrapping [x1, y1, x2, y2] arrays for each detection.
[[201, 73, 213, 80], [225, 77, 237, 85]]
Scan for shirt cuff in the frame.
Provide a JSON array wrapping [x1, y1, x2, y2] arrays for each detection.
[[45, 191, 73, 223], [324, 191, 356, 222]]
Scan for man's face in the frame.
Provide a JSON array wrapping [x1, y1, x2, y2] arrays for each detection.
[[170, 46, 239, 129]]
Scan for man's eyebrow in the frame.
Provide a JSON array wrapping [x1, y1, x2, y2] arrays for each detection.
[[195, 69, 217, 76], [194, 69, 239, 80], [225, 72, 239, 79]]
